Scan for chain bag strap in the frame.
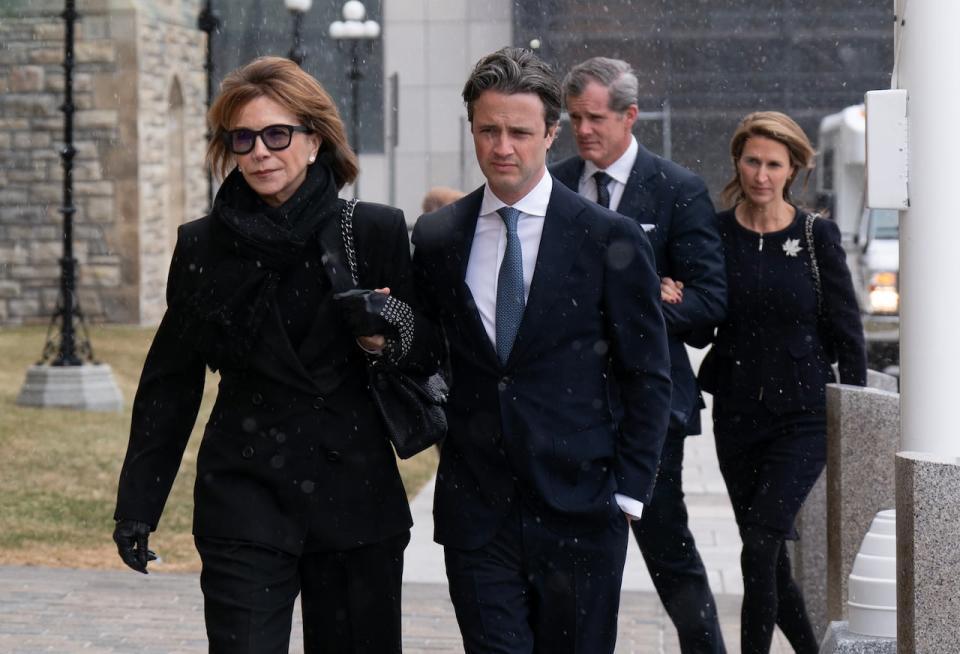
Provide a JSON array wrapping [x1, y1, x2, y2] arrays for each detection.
[[337, 198, 447, 459], [803, 212, 838, 364], [339, 198, 361, 284], [804, 212, 823, 315]]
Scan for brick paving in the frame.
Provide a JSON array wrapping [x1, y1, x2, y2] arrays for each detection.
[[0, 352, 798, 652], [0, 566, 747, 653], [0, 427, 793, 653]]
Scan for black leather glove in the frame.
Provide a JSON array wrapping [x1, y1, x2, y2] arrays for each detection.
[[333, 289, 395, 337], [113, 519, 157, 574]]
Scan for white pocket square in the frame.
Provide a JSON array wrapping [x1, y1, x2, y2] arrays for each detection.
[[639, 223, 656, 232]]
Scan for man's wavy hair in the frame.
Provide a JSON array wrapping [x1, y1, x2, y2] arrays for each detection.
[[462, 47, 561, 134]]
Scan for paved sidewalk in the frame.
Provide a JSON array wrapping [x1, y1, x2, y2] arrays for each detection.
[[0, 565, 757, 654], [0, 353, 799, 652], [0, 430, 794, 653]]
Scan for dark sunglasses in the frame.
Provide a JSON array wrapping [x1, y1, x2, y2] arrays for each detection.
[[224, 124, 311, 155]]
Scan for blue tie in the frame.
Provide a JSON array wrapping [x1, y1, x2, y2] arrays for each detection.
[[496, 206, 524, 364]]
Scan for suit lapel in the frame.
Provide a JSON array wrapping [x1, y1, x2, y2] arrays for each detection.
[[254, 208, 343, 394], [442, 190, 500, 365], [551, 156, 585, 192], [444, 190, 482, 294], [508, 180, 588, 364], [615, 145, 658, 224], [251, 303, 321, 393]]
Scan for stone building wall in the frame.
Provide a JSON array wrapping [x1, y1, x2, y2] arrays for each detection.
[[0, 0, 207, 326], [135, 1, 208, 325]]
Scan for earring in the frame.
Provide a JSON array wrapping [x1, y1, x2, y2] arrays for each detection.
[[238, 166, 243, 172], [308, 154, 316, 163]]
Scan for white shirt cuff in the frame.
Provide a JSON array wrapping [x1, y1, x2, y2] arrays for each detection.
[[615, 493, 644, 521]]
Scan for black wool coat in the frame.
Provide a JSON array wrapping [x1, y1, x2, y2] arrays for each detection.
[[699, 207, 866, 413], [114, 200, 440, 554]]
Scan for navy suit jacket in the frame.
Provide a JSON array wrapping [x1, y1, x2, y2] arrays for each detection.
[[551, 146, 726, 435], [412, 178, 672, 550]]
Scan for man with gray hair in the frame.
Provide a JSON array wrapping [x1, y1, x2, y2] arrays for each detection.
[[552, 56, 728, 654], [413, 47, 672, 653]]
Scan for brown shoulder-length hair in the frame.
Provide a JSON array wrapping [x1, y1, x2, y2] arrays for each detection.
[[720, 111, 815, 208], [206, 56, 358, 188]]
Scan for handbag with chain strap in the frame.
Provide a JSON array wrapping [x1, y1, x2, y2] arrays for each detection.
[[336, 199, 448, 459], [804, 212, 838, 364]]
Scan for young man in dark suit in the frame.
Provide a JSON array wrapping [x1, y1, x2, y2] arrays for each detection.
[[551, 57, 728, 654], [412, 48, 672, 653]]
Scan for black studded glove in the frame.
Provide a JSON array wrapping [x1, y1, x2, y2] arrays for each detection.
[[334, 289, 415, 359], [113, 519, 157, 574], [333, 289, 395, 337]]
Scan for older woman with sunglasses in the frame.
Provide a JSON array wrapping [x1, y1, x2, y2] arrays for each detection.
[[112, 56, 440, 653]]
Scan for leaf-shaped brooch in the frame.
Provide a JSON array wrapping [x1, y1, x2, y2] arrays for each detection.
[[782, 238, 802, 257]]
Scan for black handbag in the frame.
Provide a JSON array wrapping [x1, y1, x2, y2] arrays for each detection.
[[337, 199, 448, 459]]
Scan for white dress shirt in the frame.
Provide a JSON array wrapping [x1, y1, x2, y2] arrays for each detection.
[[465, 168, 643, 521], [465, 172, 551, 347], [577, 135, 638, 213]]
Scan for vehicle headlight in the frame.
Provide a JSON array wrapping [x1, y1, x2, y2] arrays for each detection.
[[868, 271, 899, 314]]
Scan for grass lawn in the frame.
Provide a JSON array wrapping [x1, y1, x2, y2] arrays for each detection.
[[0, 325, 438, 572]]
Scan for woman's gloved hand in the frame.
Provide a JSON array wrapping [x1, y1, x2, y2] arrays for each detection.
[[333, 287, 395, 337], [113, 519, 157, 574]]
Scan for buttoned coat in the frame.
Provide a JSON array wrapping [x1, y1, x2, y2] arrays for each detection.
[[114, 201, 439, 554], [698, 208, 866, 412], [411, 179, 672, 550], [551, 146, 726, 435]]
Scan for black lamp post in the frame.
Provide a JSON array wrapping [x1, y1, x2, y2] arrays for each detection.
[[329, 1, 380, 196], [197, 0, 221, 210], [285, 0, 312, 66], [39, 0, 94, 367]]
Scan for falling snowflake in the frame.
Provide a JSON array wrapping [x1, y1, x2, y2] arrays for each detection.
[[782, 238, 803, 257]]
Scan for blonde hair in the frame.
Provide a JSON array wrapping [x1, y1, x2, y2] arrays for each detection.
[[721, 111, 815, 208], [421, 186, 465, 213], [206, 56, 358, 188]]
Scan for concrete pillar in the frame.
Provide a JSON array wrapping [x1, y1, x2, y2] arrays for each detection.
[[794, 374, 898, 638], [896, 452, 960, 652], [824, 385, 900, 623]]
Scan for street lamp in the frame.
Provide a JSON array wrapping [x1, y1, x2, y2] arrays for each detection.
[[17, 0, 122, 410], [197, 0, 221, 209], [329, 0, 380, 195], [284, 0, 312, 67], [46, 0, 87, 367]]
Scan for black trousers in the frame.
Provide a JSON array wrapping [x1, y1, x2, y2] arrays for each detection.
[[632, 432, 726, 654], [713, 403, 824, 654], [444, 502, 629, 654], [195, 531, 409, 654], [713, 404, 825, 536]]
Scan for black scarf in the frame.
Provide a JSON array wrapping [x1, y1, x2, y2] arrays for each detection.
[[185, 156, 341, 370]]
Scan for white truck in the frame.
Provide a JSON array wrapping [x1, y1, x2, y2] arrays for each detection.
[[816, 104, 900, 370]]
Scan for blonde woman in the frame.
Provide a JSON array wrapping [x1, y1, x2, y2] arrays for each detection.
[[699, 111, 865, 653]]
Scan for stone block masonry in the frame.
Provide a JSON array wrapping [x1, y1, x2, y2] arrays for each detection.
[[0, 1, 208, 326]]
